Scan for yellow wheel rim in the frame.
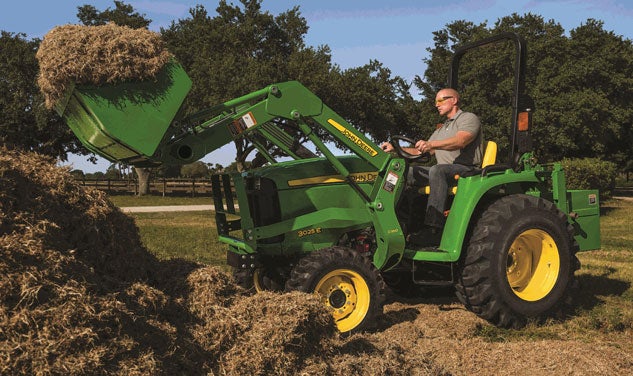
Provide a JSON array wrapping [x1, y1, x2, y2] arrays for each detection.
[[506, 229, 560, 301], [253, 269, 264, 292], [314, 269, 370, 332]]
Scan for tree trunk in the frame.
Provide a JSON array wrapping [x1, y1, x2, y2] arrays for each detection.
[[235, 139, 246, 172], [135, 167, 151, 196]]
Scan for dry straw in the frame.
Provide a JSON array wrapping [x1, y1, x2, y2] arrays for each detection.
[[1, 147, 425, 375], [36, 23, 172, 109]]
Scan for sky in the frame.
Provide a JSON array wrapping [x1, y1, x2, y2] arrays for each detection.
[[2, 0, 632, 172]]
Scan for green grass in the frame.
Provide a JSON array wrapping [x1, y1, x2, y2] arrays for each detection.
[[600, 199, 633, 251], [130, 210, 228, 269], [107, 194, 227, 268], [109, 194, 213, 207]]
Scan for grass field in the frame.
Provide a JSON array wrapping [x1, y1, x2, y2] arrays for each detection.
[[131, 210, 227, 268], [109, 194, 213, 207]]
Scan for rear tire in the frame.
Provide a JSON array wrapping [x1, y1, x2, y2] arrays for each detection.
[[456, 194, 580, 328], [286, 246, 386, 333]]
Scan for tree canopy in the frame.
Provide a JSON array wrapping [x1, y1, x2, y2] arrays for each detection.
[[180, 161, 210, 178], [160, 0, 411, 165], [76, 0, 150, 29], [1, 2, 631, 171], [414, 13, 633, 166], [0, 32, 83, 160]]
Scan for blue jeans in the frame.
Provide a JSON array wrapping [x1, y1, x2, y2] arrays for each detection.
[[407, 164, 475, 228]]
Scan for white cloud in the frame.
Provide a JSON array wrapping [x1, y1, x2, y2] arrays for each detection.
[[525, 0, 633, 16], [302, 0, 496, 21], [130, 1, 191, 17]]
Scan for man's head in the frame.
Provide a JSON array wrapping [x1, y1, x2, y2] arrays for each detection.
[[435, 88, 460, 117]]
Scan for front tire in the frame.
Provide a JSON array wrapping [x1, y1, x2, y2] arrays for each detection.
[[456, 194, 580, 328], [233, 267, 285, 293], [286, 246, 386, 333]]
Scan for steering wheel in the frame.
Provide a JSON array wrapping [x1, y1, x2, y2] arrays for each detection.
[[390, 135, 430, 162]]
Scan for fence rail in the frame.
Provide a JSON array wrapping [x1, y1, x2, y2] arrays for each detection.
[[76, 178, 215, 196]]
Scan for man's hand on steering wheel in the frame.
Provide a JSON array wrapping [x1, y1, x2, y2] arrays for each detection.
[[389, 135, 431, 162]]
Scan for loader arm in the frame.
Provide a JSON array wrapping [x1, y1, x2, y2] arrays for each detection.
[[156, 81, 392, 173], [60, 76, 408, 270]]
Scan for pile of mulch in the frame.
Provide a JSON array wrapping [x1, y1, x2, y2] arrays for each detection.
[[0, 147, 432, 375], [7, 147, 624, 375], [36, 23, 172, 109]]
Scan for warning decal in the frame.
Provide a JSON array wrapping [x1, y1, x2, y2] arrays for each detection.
[[229, 112, 258, 136], [383, 171, 399, 193], [241, 112, 257, 128]]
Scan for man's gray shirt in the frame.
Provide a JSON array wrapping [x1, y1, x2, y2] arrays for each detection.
[[429, 110, 482, 166]]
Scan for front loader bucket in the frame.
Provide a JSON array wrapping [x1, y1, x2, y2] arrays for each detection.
[[55, 60, 192, 165]]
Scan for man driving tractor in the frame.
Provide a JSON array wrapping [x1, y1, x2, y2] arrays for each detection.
[[381, 88, 483, 246]]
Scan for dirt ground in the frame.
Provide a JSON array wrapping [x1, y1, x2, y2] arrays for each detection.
[[2, 148, 632, 375]]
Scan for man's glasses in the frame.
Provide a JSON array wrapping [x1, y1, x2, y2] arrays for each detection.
[[435, 96, 454, 105]]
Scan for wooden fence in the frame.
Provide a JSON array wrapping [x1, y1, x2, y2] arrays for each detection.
[[76, 178, 215, 196]]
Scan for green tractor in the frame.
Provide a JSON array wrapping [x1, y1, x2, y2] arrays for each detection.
[[58, 33, 600, 332]]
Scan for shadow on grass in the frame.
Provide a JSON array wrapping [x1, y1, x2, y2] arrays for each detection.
[[573, 273, 631, 311], [600, 205, 618, 216], [375, 271, 630, 334], [372, 286, 459, 332]]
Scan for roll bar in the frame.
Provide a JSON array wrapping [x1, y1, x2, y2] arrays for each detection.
[[448, 32, 532, 168]]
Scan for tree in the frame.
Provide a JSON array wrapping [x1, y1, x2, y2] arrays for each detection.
[[553, 19, 633, 165], [161, 1, 319, 170], [327, 60, 418, 145], [161, 1, 313, 110], [155, 164, 181, 178], [161, 0, 411, 170], [77, 0, 150, 28], [0, 32, 84, 159], [181, 161, 210, 178], [416, 14, 633, 167], [625, 160, 633, 182], [104, 164, 122, 179], [210, 163, 224, 173], [70, 169, 85, 179]]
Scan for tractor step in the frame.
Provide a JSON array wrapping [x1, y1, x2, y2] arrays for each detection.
[[411, 260, 455, 286]]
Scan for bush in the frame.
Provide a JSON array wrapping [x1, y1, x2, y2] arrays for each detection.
[[559, 158, 617, 198]]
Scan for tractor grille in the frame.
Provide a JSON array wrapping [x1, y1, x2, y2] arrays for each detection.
[[210, 174, 240, 236], [245, 176, 283, 244]]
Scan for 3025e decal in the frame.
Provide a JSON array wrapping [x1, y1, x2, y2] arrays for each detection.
[[297, 227, 323, 238]]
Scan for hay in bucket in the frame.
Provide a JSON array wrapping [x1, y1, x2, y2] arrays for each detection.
[[36, 23, 172, 109]]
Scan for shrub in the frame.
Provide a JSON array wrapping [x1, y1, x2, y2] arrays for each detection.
[[559, 158, 617, 198]]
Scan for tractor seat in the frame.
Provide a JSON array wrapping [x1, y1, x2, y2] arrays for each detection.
[[419, 140, 498, 195]]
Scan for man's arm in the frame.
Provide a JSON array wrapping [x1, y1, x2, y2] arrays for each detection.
[[380, 142, 422, 155], [416, 131, 475, 154], [429, 130, 476, 151]]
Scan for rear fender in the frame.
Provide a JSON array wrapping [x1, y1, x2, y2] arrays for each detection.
[[410, 170, 541, 262]]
